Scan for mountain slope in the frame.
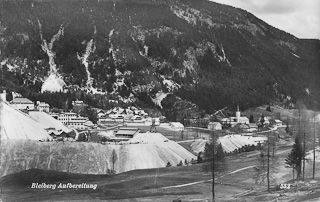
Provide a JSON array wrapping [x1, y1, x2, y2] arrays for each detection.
[[0, 0, 319, 118]]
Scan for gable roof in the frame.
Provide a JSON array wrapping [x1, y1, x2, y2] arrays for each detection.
[[170, 122, 184, 128], [10, 98, 34, 104]]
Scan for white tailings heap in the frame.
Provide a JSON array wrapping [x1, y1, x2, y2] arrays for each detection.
[[191, 135, 267, 153], [0, 132, 195, 177], [29, 111, 71, 133], [0, 101, 52, 141]]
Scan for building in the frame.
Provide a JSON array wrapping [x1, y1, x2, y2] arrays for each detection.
[[131, 115, 144, 122], [208, 122, 222, 131], [96, 109, 106, 118], [275, 119, 282, 127], [36, 101, 50, 112], [58, 112, 90, 130], [115, 127, 140, 139], [0, 90, 6, 101], [221, 105, 249, 127], [10, 97, 35, 111], [72, 100, 87, 114], [169, 122, 184, 131], [145, 118, 160, 126]]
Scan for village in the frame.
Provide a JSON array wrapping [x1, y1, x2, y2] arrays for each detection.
[[3, 89, 320, 202], [0, 89, 284, 145]]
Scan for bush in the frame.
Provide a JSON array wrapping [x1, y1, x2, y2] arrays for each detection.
[[184, 159, 189, 166], [177, 160, 183, 166], [166, 162, 171, 167]]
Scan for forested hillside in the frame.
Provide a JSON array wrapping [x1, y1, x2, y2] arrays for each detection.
[[0, 0, 319, 120]]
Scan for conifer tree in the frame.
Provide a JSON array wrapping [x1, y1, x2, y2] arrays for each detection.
[[285, 136, 303, 179], [111, 149, 118, 173]]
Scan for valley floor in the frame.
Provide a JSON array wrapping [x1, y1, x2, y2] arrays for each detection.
[[1, 143, 320, 202]]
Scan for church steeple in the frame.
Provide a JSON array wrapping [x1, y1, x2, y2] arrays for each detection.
[[236, 104, 240, 123]]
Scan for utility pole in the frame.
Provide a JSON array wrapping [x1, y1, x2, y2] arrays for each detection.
[[303, 130, 306, 181], [212, 130, 215, 202], [267, 135, 270, 192], [313, 115, 316, 179], [272, 131, 276, 157]]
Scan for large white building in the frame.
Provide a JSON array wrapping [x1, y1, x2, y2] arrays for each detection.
[[58, 112, 91, 130], [10, 97, 35, 111]]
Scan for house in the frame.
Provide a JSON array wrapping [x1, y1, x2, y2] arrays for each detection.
[[169, 122, 184, 131], [84, 120, 95, 128], [145, 118, 160, 126], [10, 97, 35, 111], [275, 119, 282, 127], [72, 100, 88, 113], [247, 123, 258, 132], [115, 127, 139, 138], [98, 115, 109, 123], [131, 115, 143, 122], [96, 109, 106, 118], [114, 115, 125, 122], [36, 101, 50, 112], [208, 122, 222, 131], [259, 116, 270, 126]]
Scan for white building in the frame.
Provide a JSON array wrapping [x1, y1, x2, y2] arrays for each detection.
[[208, 122, 222, 131], [10, 97, 35, 111], [275, 119, 282, 126], [169, 122, 184, 131], [36, 101, 50, 112], [58, 112, 90, 130]]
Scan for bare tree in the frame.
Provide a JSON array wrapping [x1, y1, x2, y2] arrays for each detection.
[[254, 133, 278, 191]]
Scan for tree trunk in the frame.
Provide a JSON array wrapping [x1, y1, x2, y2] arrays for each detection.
[[297, 165, 302, 179], [293, 167, 295, 181]]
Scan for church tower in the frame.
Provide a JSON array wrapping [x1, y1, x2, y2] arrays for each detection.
[[236, 104, 241, 123]]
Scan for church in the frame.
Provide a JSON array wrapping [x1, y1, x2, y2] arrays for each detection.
[[220, 105, 249, 127]]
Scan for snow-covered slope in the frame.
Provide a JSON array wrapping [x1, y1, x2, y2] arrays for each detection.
[[0, 101, 52, 141]]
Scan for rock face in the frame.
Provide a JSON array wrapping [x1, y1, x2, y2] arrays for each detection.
[[0, 0, 320, 114], [0, 136, 196, 177]]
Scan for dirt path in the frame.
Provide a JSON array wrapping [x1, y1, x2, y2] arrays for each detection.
[[160, 165, 256, 189]]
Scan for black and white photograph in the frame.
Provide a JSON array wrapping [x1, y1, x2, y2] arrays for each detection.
[[0, 0, 319, 201]]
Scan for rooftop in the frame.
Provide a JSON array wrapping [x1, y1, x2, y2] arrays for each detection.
[[10, 98, 34, 104]]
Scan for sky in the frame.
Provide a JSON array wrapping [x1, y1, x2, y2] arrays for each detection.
[[210, 0, 320, 39]]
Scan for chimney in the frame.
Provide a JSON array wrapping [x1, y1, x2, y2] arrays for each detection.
[[0, 90, 6, 102]]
